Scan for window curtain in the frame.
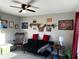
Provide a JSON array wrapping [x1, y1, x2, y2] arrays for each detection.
[[72, 12, 79, 59]]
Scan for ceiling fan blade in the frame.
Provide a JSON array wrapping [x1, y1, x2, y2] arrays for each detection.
[[19, 10, 22, 12], [13, 0, 23, 4], [25, 4, 39, 9], [31, 5, 39, 9], [10, 6, 22, 9], [27, 0, 36, 4], [26, 9, 36, 12]]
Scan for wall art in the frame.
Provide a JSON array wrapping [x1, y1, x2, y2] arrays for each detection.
[[30, 20, 56, 32], [22, 22, 28, 29], [15, 24, 19, 29], [46, 25, 52, 32], [58, 20, 74, 30], [47, 18, 52, 24], [33, 20, 37, 23], [0, 19, 8, 29], [9, 21, 14, 28]]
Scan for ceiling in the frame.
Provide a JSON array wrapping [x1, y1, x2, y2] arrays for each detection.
[[0, 0, 79, 17]]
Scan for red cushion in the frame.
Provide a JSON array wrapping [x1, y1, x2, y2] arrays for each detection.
[[32, 34, 38, 40], [42, 35, 50, 42]]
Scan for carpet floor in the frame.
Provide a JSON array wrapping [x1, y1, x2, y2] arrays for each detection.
[[0, 50, 45, 59]]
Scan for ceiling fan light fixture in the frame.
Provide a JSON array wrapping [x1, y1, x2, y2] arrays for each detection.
[[22, 10, 27, 13], [11, 0, 38, 13]]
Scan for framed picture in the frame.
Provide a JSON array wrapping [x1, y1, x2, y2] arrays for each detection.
[[0, 19, 8, 29], [46, 25, 52, 32], [47, 18, 52, 22], [9, 21, 14, 28], [22, 22, 28, 29], [15, 24, 19, 29], [47, 18, 52, 25], [58, 20, 74, 30]]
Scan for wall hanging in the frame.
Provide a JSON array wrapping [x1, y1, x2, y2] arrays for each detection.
[[30, 20, 56, 32], [22, 22, 28, 29], [9, 21, 14, 28], [58, 20, 74, 30], [47, 18, 52, 25], [15, 24, 19, 29], [30, 21, 46, 31], [46, 25, 52, 32], [38, 24, 46, 32], [0, 19, 8, 29]]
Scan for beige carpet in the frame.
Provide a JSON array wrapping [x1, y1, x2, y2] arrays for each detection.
[[0, 50, 45, 59]]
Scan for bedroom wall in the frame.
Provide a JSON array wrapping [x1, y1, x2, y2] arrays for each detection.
[[0, 12, 20, 44], [20, 12, 75, 48]]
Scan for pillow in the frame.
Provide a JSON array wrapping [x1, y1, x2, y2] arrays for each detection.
[[32, 34, 38, 41], [42, 35, 50, 42]]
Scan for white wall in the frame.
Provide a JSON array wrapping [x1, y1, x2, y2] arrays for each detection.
[[20, 12, 75, 48], [0, 12, 20, 44]]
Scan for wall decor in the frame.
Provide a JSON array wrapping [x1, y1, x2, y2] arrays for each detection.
[[30, 21, 46, 32], [9, 21, 14, 28], [30, 20, 56, 32], [15, 24, 19, 29], [46, 25, 52, 32], [47, 18, 52, 24], [30, 23, 45, 32], [47, 18, 52, 22], [30, 23, 40, 28], [33, 27, 37, 30], [33, 20, 37, 23], [32, 26, 37, 30], [38, 24, 46, 32], [46, 24, 56, 28], [22, 22, 28, 29], [58, 20, 74, 30], [0, 19, 8, 29]]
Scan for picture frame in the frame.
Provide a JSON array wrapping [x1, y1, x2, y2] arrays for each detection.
[[46, 25, 52, 32], [22, 22, 28, 29], [58, 20, 74, 30], [47, 18, 52, 22], [15, 24, 19, 29], [9, 21, 14, 28], [0, 19, 8, 29], [47, 18, 52, 25]]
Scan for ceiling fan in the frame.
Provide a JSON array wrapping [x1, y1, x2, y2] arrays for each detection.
[[10, 0, 38, 13]]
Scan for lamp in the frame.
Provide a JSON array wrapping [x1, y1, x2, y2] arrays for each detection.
[[59, 36, 64, 46]]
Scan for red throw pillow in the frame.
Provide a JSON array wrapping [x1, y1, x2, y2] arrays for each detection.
[[42, 35, 50, 42], [32, 34, 38, 41]]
